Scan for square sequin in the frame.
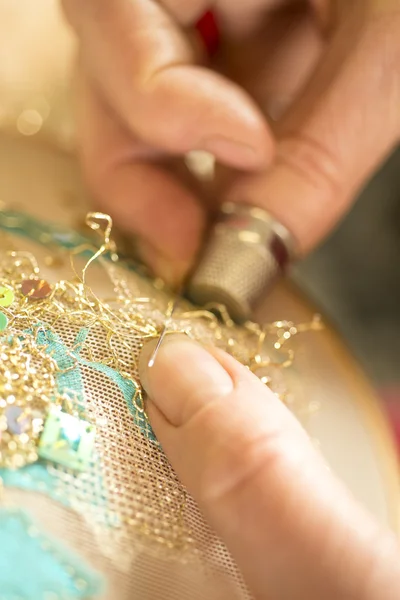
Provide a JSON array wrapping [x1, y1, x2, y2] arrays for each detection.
[[38, 409, 96, 472]]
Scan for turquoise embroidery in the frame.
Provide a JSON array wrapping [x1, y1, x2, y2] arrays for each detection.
[[0, 209, 153, 436], [0, 507, 104, 599], [0, 210, 95, 254], [0, 463, 59, 498], [35, 327, 86, 405], [0, 328, 98, 509], [33, 325, 155, 440], [0, 209, 156, 531], [75, 355, 155, 441], [0, 462, 119, 529], [0, 209, 140, 272], [1, 326, 155, 523]]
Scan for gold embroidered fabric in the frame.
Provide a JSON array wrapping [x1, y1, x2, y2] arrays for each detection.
[[0, 202, 320, 600], [1, 8, 392, 598]]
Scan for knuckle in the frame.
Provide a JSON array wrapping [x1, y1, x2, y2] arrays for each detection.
[[278, 131, 343, 197], [178, 387, 231, 431], [200, 421, 299, 507]]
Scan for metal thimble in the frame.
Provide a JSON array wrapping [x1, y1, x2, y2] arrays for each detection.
[[187, 202, 296, 323]]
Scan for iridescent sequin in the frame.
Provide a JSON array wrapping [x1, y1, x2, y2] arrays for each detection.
[[38, 410, 96, 472], [21, 278, 51, 300], [4, 406, 30, 435]]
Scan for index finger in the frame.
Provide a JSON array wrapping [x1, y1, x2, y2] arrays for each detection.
[[225, 2, 400, 254], [62, 0, 273, 169]]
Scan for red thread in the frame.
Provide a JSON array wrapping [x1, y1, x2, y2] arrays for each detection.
[[195, 10, 220, 58]]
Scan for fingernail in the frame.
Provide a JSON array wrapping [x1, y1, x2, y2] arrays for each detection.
[[136, 240, 188, 288], [139, 334, 233, 426], [199, 135, 261, 169]]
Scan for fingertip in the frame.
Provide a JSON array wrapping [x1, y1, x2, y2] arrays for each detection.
[[140, 66, 274, 170], [94, 161, 206, 274], [77, 78, 207, 280], [139, 335, 234, 428], [193, 74, 275, 170], [135, 239, 190, 288], [198, 130, 273, 170]]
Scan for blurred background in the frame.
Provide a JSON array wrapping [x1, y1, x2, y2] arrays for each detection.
[[0, 0, 399, 440], [294, 149, 400, 442]]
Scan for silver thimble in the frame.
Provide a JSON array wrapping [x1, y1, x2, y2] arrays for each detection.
[[187, 202, 296, 322]]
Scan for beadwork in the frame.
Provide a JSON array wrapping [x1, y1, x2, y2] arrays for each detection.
[[0, 335, 60, 469]]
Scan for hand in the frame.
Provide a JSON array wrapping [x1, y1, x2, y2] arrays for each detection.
[[139, 335, 400, 600], [63, 0, 400, 285]]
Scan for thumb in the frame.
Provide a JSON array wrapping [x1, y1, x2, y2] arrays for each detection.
[[224, 3, 400, 254], [139, 335, 400, 600]]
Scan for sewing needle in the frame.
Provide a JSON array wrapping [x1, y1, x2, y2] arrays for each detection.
[[147, 287, 181, 368]]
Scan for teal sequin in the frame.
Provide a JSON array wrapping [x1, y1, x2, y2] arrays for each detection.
[[0, 507, 104, 600], [0, 311, 8, 331]]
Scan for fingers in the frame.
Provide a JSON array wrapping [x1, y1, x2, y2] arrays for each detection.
[[158, 0, 210, 25], [62, 0, 273, 170], [224, 4, 400, 254], [309, 0, 335, 30], [139, 335, 400, 600], [77, 74, 206, 284]]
